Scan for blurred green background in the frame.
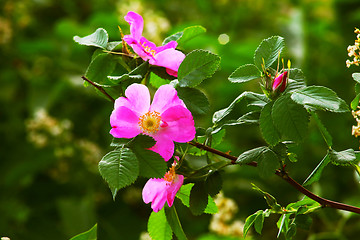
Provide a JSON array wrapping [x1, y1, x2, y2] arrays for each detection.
[[1, 0, 360, 239]]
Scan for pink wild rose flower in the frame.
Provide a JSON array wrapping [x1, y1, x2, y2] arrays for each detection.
[[109, 83, 196, 161], [272, 71, 288, 93], [142, 161, 184, 212], [123, 11, 185, 77]]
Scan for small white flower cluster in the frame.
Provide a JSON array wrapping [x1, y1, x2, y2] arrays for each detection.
[[209, 192, 244, 237], [26, 108, 72, 148], [352, 108, 360, 139], [346, 28, 360, 68]]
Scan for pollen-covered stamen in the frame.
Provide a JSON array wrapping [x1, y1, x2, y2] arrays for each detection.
[[141, 42, 156, 57], [164, 163, 176, 183], [138, 111, 161, 134]]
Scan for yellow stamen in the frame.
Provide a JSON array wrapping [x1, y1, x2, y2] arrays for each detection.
[[138, 111, 161, 134], [141, 42, 157, 57], [164, 163, 176, 182]]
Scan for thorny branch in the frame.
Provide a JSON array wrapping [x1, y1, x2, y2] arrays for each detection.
[[189, 141, 360, 214]]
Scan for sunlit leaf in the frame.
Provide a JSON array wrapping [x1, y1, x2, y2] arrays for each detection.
[[148, 208, 172, 240], [272, 94, 309, 142], [303, 154, 330, 186], [178, 50, 220, 87], [74, 28, 108, 49], [98, 147, 138, 197], [259, 101, 281, 146], [291, 86, 349, 113], [228, 64, 261, 83], [254, 36, 285, 70]]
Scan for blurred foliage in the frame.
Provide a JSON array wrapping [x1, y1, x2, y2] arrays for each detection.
[[1, 0, 360, 239]]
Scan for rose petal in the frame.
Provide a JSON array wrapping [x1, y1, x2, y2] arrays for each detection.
[[109, 106, 141, 138], [150, 84, 186, 114], [155, 40, 178, 53], [120, 83, 150, 116], [152, 48, 185, 75], [166, 175, 184, 207], [160, 105, 196, 142], [150, 133, 175, 161], [142, 178, 168, 212], [124, 11, 143, 41]]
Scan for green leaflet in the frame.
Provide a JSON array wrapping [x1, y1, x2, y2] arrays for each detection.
[[178, 50, 220, 87], [254, 36, 285, 70], [148, 208, 173, 240], [74, 28, 108, 49], [176, 183, 218, 215], [98, 146, 139, 198], [272, 94, 309, 142], [228, 64, 261, 83], [163, 25, 206, 47], [291, 86, 349, 113]]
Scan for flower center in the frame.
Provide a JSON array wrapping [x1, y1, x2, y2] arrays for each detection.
[[138, 111, 161, 134], [164, 164, 176, 183]]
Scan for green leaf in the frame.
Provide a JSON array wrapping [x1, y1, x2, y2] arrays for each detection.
[[163, 25, 206, 46], [205, 171, 222, 197], [243, 210, 263, 238], [85, 53, 117, 86], [259, 101, 281, 146], [189, 182, 208, 215], [254, 211, 265, 234], [291, 86, 349, 113], [286, 196, 320, 211], [285, 68, 307, 93], [254, 36, 285, 70], [163, 32, 183, 45], [252, 183, 282, 212], [98, 147, 138, 196], [272, 94, 309, 142], [74, 28, 108, 49], [108, 61, 149, 84], [176, 184, 218, 214], [211, 111, 261, 134], [228, 64, 261, 83], [236, 146, 268, 164], [148, 208, 173, 240], [177, 87, 210, 115], [110, 138, 131, 147], [127, 135, 167, 178], [309, 111, 333, 147], [329, 148, 357, 166], [106, 41, 122, 51], [303, 154, 330, 186], [258, 149, 280, 179], [352, 73, 360, 83], [150, 72, 171, 88], [286, 223, 297, 239], [212, 92, 268, 124], [165, 207, 188, 240], [70, 224, 97, 240], [178, 50, 221, 87], [351, 93, 360, 110]]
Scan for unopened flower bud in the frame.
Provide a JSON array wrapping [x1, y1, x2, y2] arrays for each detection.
[[272, 71, 288, 93]]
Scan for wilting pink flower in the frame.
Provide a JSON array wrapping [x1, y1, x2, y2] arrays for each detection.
[[272, 71, 288, 93], [142, 161, 184, 212], [110, 83, 195, 161], [123, 11, 185, 77]]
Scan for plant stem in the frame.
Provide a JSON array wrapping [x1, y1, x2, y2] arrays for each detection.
[[81, 76, 115, 103], [189, 141, 360, 214]]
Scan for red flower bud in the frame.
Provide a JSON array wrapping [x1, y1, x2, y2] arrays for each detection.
[[272, 71, 288, 93]]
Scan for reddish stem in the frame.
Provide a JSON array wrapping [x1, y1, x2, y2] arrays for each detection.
[[81, 76, 115, 103], [189, 141, 360, 214]]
